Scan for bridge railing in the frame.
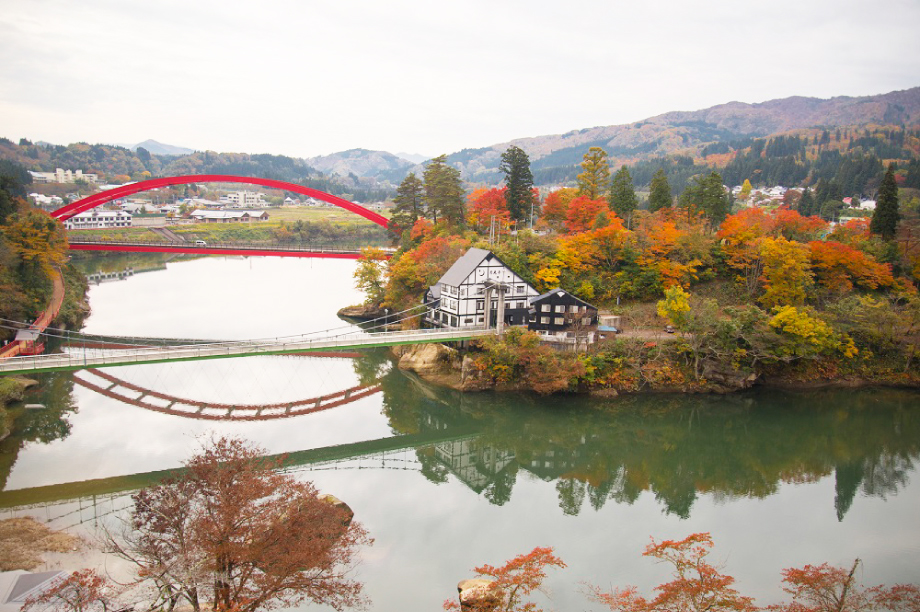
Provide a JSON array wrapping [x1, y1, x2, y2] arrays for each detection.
[[67, 237, 395, 255], [0, 326, 495, 374]]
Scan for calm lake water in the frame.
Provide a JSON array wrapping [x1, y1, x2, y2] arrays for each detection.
[[3, 254, 920, 612]]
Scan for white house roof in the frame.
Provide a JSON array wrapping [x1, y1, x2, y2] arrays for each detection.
[[437, 248, 494, 287]]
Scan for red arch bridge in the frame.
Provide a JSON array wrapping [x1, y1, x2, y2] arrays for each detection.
[[53, 175, 390, 258]]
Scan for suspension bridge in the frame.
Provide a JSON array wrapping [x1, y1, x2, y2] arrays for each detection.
[[0, 298, 494, 375]]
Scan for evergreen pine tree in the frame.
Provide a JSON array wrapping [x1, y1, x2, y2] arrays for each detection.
[[799, 187, 815, 216], [870, 163, 900, 240], [609, 165, 638, 225], [679, 172, 729, 226], [389, 172, 424, 243], [499, 145, 536, 224], [422, 155, 465, 227], [648, 168, 672, 213]]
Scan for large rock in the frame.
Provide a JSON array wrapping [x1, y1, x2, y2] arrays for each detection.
[[337, 304, 387, 320], [394, 343, 464, 388], [456, 578, 502, 611], [701, 360, 759, 392]]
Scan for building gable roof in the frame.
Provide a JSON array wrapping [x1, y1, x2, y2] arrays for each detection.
[[529, 287, 596, 309], [438, 247, 525, 287]]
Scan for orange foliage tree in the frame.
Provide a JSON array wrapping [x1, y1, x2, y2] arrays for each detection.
[[808, 241, 895, 295], [634, 210, 708, 290], [385, 235, 471, 317], [565, 196, 609, 233], [588, 533, 757, 612], [468, 187, 511, 229], [539, 188, 577, 229], [444, 546, 566, 612], [768, 559, 920, 612]]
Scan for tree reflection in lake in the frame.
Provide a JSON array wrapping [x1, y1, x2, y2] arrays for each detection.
[[0, 371, 78, 489], [371, 365, 920, 521]]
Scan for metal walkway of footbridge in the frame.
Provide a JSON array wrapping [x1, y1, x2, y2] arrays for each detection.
[[0, 326, 491, 375]]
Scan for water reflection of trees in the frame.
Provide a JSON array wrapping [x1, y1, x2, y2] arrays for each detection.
[[0, 372, 78, 490], [374, 367, 920, 520]]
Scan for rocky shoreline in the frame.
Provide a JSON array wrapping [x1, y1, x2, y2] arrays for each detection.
[[391, 343, 920, 396]]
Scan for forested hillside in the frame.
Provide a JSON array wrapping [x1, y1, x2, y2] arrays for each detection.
[[0, 139, 397, 202]]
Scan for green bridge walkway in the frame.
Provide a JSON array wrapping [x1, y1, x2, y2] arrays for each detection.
[[0, 327, 494, 375]]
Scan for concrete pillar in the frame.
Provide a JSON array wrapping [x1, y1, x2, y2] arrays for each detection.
[[496, 284, 506, 335]]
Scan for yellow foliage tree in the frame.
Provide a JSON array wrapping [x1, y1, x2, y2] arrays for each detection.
[[759, 237, 813, 309], [769, 305, 857, 359]]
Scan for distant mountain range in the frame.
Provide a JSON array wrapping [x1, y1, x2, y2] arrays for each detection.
[[131, 139, 196, 156], [437, 86, 920, 184]]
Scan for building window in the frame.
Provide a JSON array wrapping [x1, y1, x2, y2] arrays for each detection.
[[570, 305, 579, 313], [516, 285, 524, 294], [540, 316, 550, 324], [582, 317, 592, 325], [476, 300, 484, 311], [476, 286, 484, 295], [464, 318, 473, 324], [555, 305, 565, 313], [478, 317, 484, 323], [554, 317, 564, 325], [541, 304, 551, 312], [516, 301, 524, 309]]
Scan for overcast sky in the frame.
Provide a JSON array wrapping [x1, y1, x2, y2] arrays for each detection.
[[2, 0, 919, 160]]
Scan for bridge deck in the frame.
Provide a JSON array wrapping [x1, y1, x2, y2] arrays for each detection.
[[0, 327, 494, 374], [68, 238, 388, 259]]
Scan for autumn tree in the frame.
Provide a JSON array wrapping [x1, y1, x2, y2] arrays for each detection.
[[444, 546, 566, 612], [1, 209, 68, 278], [769, 559, 920, 612], [610, 165, 639, 226], [424, 154, 466, 226], [541, 188, 577, 228], [468, 187, 511, 229], [353, 247, 389, 305], [739, 179, 753, 202], [389, 172, 424, 243], [500, 145, 536, 223], [577, 147, 610, 200], [759, 237, 813, 309], [870, 163, 900, 241], [588, 533, 757, 612], [648, 169, 672, 213], [22, 570, 121, 612], [105, 436, 372, 612], [566, 196, 610, 234], [656, 286, 720, 378]]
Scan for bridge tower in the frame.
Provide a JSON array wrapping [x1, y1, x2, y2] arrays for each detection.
[[483, 280, 509, 334]]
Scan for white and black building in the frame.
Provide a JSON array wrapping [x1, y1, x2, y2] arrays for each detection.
[[424, 248, 539, 329], [527, 288, 599, 345]]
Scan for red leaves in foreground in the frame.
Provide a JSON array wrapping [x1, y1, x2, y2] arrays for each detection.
[[768, 560, 920, 612], [588, 534, 920, 612], [444, 546, 566, 612], [589, 533, 757, 612]]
